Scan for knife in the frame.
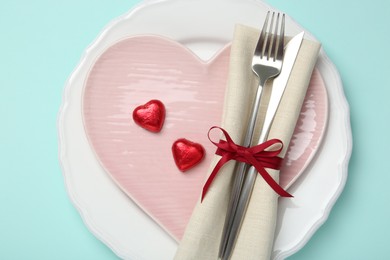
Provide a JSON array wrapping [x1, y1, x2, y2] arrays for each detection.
[[221, 31, 305, 260]]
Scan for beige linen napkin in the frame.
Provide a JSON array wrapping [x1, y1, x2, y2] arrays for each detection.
[[174, 24, 321, 260]]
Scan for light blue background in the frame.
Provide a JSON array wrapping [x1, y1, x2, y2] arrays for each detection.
[[1, 0, 389, 259]]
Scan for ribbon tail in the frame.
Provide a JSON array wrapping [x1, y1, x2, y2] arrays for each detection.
[[252, 162, 293, 198], [201, 155, 231, 202]]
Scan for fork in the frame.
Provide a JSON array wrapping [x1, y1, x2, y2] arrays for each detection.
[[219, 11, 285, 260]]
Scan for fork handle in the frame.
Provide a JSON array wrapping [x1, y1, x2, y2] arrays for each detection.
[[219, 78, 267, 258], [224, 162, 279, 260]]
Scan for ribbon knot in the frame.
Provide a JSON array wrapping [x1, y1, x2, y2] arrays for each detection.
[[201, 126, 292, 202], [236, 146, 250, 157]]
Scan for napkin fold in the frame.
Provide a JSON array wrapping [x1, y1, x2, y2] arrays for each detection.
[[174, 24, 321, 260]]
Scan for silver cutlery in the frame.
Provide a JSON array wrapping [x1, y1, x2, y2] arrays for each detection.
[[219, 11, 286, 259], [221, 30, 305, 260]]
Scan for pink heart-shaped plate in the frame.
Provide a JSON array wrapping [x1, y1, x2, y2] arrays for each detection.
[[82, 35, 327, 240]]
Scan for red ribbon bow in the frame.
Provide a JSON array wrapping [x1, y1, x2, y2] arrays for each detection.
[[201, 126, 293, 202]]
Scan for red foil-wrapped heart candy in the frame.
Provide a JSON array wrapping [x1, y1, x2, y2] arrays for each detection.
[[132, 99, 165, 133], [172, 138, 205, 172]]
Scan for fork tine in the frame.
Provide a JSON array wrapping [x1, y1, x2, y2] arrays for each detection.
[[270, 13, 280, 60], [255, 11, 270, 58], [265, 12, 275, 59], [276, 14, 285, 60]]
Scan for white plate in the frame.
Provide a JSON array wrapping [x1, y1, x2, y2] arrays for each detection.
[[58, 0, 352, 259]]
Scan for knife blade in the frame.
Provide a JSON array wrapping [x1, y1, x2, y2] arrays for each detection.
[[221, 31, 305, 260]]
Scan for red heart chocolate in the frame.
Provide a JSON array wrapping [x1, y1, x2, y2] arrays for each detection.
[[172, 138, 205, 172], [132, 99, 165, 132]]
